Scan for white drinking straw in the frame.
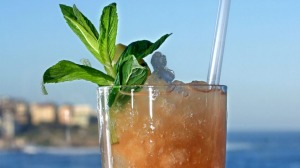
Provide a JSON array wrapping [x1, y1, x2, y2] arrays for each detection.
[[207, 0, 231, 85]]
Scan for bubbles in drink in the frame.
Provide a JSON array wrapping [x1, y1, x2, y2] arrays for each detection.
[[160, 149, 188, 167], [113, 154, 130, 167], [159, 98, 175, 116]]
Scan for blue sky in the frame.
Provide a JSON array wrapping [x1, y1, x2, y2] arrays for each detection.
[[1, 0, 300, 131]]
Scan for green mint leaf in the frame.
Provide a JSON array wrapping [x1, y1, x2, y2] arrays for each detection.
[[72, 5, 99, 39], [42, 60, 114, 91], [117, 33, 172, 67], [108, 55, 148, 107], [99, 3, 118, 78], [121, 55, 148, 85], [59, 4, 100, 61], [108, 87, 119, 107], [120, 55, 148, 105]]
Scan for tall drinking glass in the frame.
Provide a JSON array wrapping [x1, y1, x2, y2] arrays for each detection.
[[97, 84, 227, 168]]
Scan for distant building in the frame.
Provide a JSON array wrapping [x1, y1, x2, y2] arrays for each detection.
[[72, 104, 94, 128], [2, 110, 15, 138], [0, 96, 98, 132], [0, 117, 3, 137], [30, 103, 56, 125], [0, 97, 14, 113], [14, 101, 30, 125], [58, 104, 73, 125], [0, 97, 17, 137]]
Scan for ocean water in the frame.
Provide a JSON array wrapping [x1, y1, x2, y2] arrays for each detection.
[[226, 132, 300, 168], [1, 132, 300, 168]]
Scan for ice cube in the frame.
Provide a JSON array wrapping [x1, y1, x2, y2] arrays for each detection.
[[169, 80, 189, 97], [153, 68, 175, 84], [188, 80, 208, 85], [187, 81, 210, 92], [151, 52, 167, 70], [149, 51, 176, 84], [144, 73, 168, 85]]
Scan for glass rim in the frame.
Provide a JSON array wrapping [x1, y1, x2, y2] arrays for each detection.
[[97, 84, 227, 97], [97, 84, 227, 96], [97, 84, 227, 89]]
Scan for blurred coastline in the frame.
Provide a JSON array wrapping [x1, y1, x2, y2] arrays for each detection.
[[0, 96, 99, 150]]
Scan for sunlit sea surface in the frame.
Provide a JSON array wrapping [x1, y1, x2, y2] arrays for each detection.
[[1, 132, 300, 168]]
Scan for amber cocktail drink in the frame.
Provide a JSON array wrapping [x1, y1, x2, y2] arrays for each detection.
[[97, 83, 227, 168]]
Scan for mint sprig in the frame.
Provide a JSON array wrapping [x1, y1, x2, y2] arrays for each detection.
[[42, 2, 170, 105], [42, 3, 171, 144]]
